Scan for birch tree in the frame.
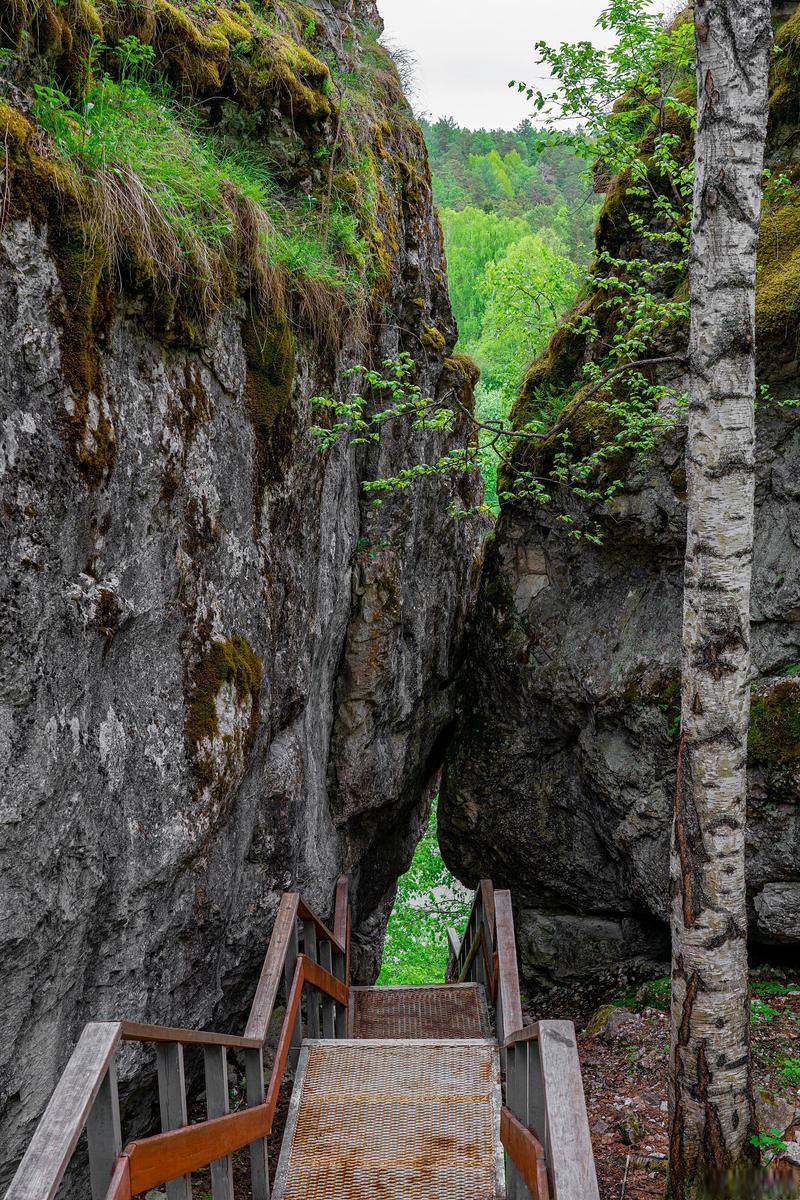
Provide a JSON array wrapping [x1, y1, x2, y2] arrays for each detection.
[[668, 2, 773, 1194]]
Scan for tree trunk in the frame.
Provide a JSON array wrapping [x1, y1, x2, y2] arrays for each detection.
[[668, 3, 773, 1196]]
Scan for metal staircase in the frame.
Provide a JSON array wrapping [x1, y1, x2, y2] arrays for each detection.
[[5, 880, 599, 1200]]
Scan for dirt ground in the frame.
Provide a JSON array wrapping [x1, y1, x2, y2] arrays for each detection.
[[574, 975, 800, 1199]]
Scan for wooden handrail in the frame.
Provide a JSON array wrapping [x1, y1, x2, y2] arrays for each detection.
[[125, 1105, 270, 1196], [298, 897, 346, 955], [120, 1022, 262, 1050], [116, 953, 347, 1195], [7, 877, 352, 1200], [104, 1157, 131, 1200], [244, 891, 302, 1042], [6, 1023, 122, 1200], [334, 874, 351, 982], [494, 888, 523, 1039], [529, 1021, 600, 1200], [504, 1022, 540, 1048], [454, 882, 599, 1200], [501, 1107, 549, 1200]]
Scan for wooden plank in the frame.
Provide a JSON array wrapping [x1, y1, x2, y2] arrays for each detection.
[[87, 1058, 122, 1200], [120, 1022, 260, 1050], [501, 1107, 549, 1200], [103, 1155, 131, 1200], [303, 920, 321, 1038], [528, 1037, 546, 1161], [494, 889, 523, 1038], [302, 954, 348, 1006], [264, 957, 305, 1121], [333, 876, 349, 949], [480, 880, 496, 944], [445, 927, 461, 982], [203, 1046, 234, 1200], [538, 1021, 599, 1200], [332, 944, 347, 1038], [457, 923, 483, 983], [504, 1023, 540, 1049], [5, 1021, 122, 1200], [298, 898, 345, 956], [156, 1043, 192, 1200], [126, 1106, 271, 1195], [480, 913, 495, 995], [245, 892, 301, 1043], [508, 1042, 529, 1129], [245, 1048, 269, 1200], [318, 941, 336, 1038]]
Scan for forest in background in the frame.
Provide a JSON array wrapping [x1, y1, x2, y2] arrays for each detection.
[[421, 117, 599, 506]]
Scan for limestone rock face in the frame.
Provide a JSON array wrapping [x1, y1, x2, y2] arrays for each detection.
[[0, 0, 481, 1183], [440, 403, 800, 991]]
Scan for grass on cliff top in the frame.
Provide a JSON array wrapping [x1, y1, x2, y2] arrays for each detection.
[[28, 37, 368, 323], [377, 801, 471, 986]]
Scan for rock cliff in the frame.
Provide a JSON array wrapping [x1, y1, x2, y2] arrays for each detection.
[[440, 5, 800, 994], [0, 0, 481, 1181]]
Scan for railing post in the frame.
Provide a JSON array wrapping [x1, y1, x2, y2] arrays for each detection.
[[318, 941, 336, 1038], [245, 1047, 270, 1200], [86, 1058, 122, 1200], [475, 892, 486, 988], [505, 1045, 525, 1199], [204, 1046, 234, 1200], [333, 945, 347, 1037], [527, 1036, 545, 1154], [283, 918, 303, 1067], [155, 1043, 192, 1200], [303, 920, 321, 1038]]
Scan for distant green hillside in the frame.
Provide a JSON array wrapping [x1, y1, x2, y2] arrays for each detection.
[[421, 118, 599, 508]]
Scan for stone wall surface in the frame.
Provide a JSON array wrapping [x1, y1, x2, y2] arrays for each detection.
[[0, 0, 482, 1182]]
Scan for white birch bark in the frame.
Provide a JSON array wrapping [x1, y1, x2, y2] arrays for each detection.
[[668, 2, 773, 1195]]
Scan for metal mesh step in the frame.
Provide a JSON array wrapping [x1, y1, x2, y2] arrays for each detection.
[[273, 1039, 505, 1199], [350, 984, 486, 1040]]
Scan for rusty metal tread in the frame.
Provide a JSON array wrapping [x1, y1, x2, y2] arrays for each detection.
[[273, 1039, 506, 1199], [350, 984, 487, 1040]]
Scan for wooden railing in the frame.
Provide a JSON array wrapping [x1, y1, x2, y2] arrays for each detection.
[[5, 877, 351, 1200], [448, 880, 600, 1200]]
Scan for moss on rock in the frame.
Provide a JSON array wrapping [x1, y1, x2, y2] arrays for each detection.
[[1, 102, 117, 487], [421, 325, 446, 354], [242, 308, 296, 440], [749, 679, 800, 767], [186, 634, 263, 751], [756, 192, 800, 341]]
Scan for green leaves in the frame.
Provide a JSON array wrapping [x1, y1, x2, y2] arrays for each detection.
[[377, 801, 471, 986]]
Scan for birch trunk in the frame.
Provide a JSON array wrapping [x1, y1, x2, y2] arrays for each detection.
[[668, 2, 773, 1196]]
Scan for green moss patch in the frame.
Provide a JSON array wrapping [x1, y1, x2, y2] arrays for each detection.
[[421, 325, 446, 354], [749, 680, 800, 768], [186, 634, 263, 752], [242, 307, 296, 440], [757, 193, 800, 341]]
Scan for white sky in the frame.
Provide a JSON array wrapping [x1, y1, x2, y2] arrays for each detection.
[[379, 0, 675, 131]]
